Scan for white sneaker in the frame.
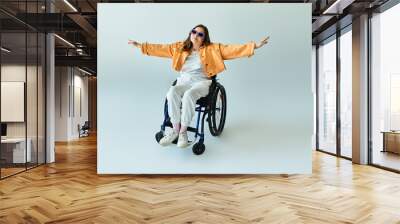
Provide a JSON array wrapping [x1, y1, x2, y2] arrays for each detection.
[[159, 130, 179, 146], [177, 132, 189, 148]]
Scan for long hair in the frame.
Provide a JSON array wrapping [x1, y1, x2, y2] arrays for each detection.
[[182, 24, 211, 52]]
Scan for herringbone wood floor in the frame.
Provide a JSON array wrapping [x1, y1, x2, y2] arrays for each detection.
[[1, 134, 400, 224]]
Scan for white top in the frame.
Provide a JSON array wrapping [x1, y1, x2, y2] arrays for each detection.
[[177, 51, 209, 85]]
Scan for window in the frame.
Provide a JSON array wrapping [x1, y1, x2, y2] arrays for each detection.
[[339, 28, 352, 158], [318, 36, 337, 154], [371, 3, 400, 171]]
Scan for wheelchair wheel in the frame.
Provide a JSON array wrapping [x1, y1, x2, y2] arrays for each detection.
[[192, 142, 205, 155], [155, 131, 164, 143], [208, 83, 227, 136]]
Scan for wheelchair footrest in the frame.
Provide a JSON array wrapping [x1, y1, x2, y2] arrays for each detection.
[[187, 127, 198, 133], [161, 122, 199, 134]]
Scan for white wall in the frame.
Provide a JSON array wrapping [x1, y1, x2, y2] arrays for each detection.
[[1, 65, 26, 130], [1, 63, 46, 163], [1, 65, 38, 138], [55, 67, 89, 141], [1, 82, 25, 122], [71, 72, 89, 138], [55, 66, 68, 141]]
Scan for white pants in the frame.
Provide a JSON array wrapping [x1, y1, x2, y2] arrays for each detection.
[[166, 80, 212, 127]]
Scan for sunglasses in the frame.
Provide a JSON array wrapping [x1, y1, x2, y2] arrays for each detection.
[[191, 29, 205, 38]]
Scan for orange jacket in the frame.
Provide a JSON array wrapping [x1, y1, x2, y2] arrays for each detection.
[[140, 41, 256, 77]]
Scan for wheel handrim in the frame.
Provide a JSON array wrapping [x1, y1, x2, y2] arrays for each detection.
[[208, 83, 227, 136], [215, 90, 223, 128]]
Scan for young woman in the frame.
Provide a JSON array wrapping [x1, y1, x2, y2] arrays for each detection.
[[128, 24, 269, 148]]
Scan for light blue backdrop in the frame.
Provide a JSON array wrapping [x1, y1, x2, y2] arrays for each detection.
[[98, 3, 312, 174]]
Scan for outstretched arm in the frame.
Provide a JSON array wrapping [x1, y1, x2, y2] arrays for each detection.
[[219, 36, 269, 60], [255, 36, 269, 49], [128, 39, 178, 58]]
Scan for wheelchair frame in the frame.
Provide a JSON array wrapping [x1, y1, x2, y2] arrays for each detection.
[[155, 77, 227, 155]]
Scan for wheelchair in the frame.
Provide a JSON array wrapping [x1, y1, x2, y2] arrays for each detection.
[[155, 77, 227, 155]]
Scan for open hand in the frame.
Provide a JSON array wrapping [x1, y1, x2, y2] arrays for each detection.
[[255, 36, 269, 49], [128, 39, 141, 48]]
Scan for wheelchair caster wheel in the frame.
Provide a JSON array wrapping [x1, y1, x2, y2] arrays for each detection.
[[155, 131, 164, 143], [192, 142, 205, 155]]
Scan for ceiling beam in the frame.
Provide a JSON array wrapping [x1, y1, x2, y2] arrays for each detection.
[[67, 13, 97, 46]]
